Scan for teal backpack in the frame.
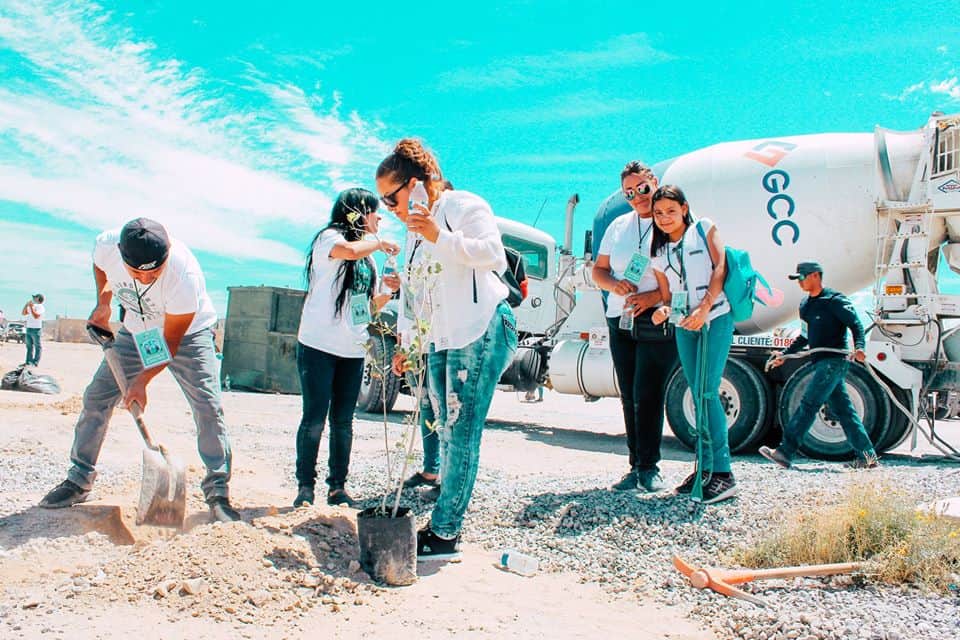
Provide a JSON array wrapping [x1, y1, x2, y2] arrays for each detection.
[[695, 221, 772, 323]]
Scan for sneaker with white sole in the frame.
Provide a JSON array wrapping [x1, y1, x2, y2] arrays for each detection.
[[611, 469, 639, 491], [417, 527, 461, 561], [692, 474, 739, 505]]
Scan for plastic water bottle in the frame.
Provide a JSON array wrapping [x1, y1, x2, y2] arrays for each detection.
[[409, 180, 429, 212], [495, 549, 539, 576], [381, 255, 398, 295], [223, 375, 231, 392]]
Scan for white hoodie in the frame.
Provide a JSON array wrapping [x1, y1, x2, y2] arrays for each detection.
[[399, 190, 507, 352]]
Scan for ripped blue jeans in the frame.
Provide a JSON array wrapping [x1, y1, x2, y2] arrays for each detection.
[[427, 302, 517, 538]]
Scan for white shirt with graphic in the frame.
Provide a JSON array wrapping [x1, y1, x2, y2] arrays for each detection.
[[24, 303, 45, 329], [93, 230, 218, 336]]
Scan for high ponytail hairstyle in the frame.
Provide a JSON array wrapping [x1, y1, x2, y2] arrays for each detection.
[[376, 138, 445, 203], [304, 187, 380, 318], [650, 185, 693, 258]]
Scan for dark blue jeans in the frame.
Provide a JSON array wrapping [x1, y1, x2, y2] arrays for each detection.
[[295, 343, 364, 490], [25, 328, 41, 365], [427, 302, 517, 538], [779, 357, 876, 460]]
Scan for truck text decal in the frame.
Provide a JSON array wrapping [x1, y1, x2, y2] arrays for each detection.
[[745, 141, 800, 246]]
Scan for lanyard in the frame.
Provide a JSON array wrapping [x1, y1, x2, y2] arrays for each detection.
[[132, 279, 158, 317], [636, 216, 653, 252], [665, 235, 688, 293]]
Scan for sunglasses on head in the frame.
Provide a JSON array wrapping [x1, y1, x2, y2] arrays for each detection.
[[623, 184, 653, 200], [380, 180, 408, 207]]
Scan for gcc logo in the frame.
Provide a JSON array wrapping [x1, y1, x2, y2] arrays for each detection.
[[744, 141, 798, 167]]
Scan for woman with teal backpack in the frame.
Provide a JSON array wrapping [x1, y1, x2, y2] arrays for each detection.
[[649, 185, 739, 505]]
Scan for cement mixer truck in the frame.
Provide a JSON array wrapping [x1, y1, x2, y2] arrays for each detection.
[[358, 112, 960, 461]]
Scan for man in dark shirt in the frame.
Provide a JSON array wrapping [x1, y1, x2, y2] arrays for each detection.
[[760, 261, 879, 469]]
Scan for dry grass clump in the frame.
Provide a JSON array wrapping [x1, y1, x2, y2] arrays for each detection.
[[737, 483, 960, 592]]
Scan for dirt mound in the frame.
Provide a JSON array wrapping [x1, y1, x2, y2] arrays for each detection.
[[22, 507, 384, 626]]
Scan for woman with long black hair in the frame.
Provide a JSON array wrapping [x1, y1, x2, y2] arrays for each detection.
[[294, 188, 399, 508]]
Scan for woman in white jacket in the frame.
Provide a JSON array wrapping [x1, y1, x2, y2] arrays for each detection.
[[376, 139, 518, 560]]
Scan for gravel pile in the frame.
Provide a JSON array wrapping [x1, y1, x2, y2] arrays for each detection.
[[342, 457, 960, 640]]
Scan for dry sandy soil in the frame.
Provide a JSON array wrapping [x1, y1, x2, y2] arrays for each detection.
[[0, 341, 710, 640]]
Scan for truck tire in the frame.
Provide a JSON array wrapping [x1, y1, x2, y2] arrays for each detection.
[[778, 362, 890, 461], [356, 335, 401, 414], [665, 357, 772, 454], [877, 386, 912, 452]]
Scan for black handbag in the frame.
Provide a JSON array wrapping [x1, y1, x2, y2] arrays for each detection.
[[630, 308, 674, 342]]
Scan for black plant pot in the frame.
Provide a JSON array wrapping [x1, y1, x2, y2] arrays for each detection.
[[356, 506, 417, 586]]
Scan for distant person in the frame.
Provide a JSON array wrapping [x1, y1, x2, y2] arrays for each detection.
[[39, 218, 242, 522], [650, 185, 738, 505], [760, 262, 878, 469], [592, 161, 676, 493], [376, 138, 517, 560], [294, 188, 399, 509], [0, 308, 6, 332], [522, 385, 544, 403], [22, 293, 45, 366]]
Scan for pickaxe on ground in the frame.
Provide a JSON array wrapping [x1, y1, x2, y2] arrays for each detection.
[[672, 554, 864, 607]]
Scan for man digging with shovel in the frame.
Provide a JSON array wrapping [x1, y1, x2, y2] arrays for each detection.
[[39, 218, 240, 522]]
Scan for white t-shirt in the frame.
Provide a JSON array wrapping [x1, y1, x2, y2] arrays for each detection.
[[297, 229, 377, 359], [597, 212, 660, 318], [25, 303, 45, 329], [93, 230, 218, 335]]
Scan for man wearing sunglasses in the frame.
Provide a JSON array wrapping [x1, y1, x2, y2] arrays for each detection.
[[760, 261, 878, 470], [39, 217, 241, 522], [592, 162, 676, 493]]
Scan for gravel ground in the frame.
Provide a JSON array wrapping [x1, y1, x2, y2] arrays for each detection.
[[2, 352, 959, 639]]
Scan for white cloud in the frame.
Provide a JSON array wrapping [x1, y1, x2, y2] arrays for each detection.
[[931, 77, 960, 100], [889, 76, 960, 104], [0, 0, 390, 267], [437, 33, 672, 90], [492, 91, 664, 125]]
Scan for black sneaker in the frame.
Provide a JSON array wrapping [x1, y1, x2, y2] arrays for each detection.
[[39, 480, 90, 509], [422, 485, 441, 502], [327, 489, 358, 508], [692, 474, 739, 505], [611, 469, 639, 491], [208, 497, 242, 522], [403, 472, 440, 489], [759, 446, 792, 469], [637, 470, 666, 492], [675, 470, 701, 495], [416, 527, 461, 561], [293, 485, 315, 508]]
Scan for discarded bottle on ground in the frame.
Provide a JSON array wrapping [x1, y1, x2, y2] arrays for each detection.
[[495, 548, 538, 576]]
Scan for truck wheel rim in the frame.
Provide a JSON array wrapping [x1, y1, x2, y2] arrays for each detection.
[[682, 379, 740, 430], [806, 383, 866, 445]]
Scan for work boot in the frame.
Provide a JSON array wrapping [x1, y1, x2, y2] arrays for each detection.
[[759, 446, 792, 469], [293, 485, 315, 508], [208, 497, 241, 522], [39, 480, 90, 509]]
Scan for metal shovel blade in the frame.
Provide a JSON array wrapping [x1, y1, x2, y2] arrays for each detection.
[[138, 446, 187, 528]]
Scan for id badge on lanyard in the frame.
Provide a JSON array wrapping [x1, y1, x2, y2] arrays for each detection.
[[350, 293, 372, 326], [134, 327, 172, 369], [670, 291, 688, 324], [623, 253, 650, 285]]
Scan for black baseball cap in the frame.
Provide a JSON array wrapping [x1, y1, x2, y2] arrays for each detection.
[[119, 218, 170, 271], [788, 261, 823, 280]]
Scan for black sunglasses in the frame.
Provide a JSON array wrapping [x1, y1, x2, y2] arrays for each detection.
[[380, 180, 408, 207], [623, 184, 653, 200]]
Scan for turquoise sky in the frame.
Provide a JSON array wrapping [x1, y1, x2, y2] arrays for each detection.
[[1, 1, 958, 319]]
